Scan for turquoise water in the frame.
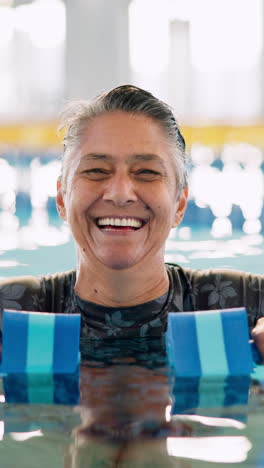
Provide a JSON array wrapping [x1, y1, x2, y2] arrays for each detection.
[[1, 228, 264, 278], [0, 338, 264, 467]]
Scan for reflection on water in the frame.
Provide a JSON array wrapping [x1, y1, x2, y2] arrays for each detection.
[[167, 435, 252, 464], [0, 337, 262, 467], [1, 143, 264, 276]]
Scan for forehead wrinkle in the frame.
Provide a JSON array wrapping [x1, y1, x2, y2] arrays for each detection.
[[80, 152, 167, 168], [81, 153, 113, 162]]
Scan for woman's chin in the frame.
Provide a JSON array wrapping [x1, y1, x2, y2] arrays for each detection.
[[98, 254, 141, 271], [103, 259, 137, 271]]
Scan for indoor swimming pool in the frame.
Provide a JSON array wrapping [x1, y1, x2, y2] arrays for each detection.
[[0, 144, 264, 467]]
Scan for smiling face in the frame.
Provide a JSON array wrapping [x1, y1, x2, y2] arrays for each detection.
[[57, 111, 188, 271]]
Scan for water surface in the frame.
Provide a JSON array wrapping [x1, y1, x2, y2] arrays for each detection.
[[0, 338, 263, 467]]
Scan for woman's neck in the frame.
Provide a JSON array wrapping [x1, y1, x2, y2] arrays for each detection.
[[74, 261, 169, 307]]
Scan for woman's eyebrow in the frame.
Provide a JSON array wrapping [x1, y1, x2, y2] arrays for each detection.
[[129, 153, 167, 168], [80, 152, 166, 168], [81, 153, 112, 161]]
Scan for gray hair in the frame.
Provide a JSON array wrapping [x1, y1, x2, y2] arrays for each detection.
[[59, 85, 188, 191]]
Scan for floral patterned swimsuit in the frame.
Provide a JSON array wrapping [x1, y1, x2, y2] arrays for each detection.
[[0, 263, 264, 338]]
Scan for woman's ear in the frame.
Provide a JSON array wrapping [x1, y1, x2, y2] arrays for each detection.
[[172, 186, 188, 228], [56, 177, 67, 221]]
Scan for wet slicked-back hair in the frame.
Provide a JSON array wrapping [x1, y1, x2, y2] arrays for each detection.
[[59, 85, 188, 191]]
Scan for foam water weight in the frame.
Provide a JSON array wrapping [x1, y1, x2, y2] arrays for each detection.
[[165, 307, 254, 377], [0, 309, 81, 374]]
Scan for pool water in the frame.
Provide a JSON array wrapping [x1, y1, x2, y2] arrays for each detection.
[[0, 338, 264, 467], [1, 228, 264, 278]]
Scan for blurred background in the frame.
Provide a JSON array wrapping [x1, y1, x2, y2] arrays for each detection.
[[1, 0, 264, 277]]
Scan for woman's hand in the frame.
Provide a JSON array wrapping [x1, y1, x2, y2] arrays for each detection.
[[251, 317, 264, 363]]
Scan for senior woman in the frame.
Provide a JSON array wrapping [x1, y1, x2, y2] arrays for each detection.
[[1, 85, 264, 350]]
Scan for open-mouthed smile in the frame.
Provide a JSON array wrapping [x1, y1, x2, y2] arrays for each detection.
[[96, 217, 145, 231]]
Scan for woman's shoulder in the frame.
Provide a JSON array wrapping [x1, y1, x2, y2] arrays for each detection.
[[166, 262, 264, 319], [0, 273, 42, 311], [0, 269, 76, 312], [165, 262, 264, 284]]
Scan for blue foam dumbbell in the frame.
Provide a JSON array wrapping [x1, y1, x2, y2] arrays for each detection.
[[165, 307, 254, 377], [0, 309, 81, 374]]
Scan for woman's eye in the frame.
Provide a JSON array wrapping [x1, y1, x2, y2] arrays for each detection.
[[82, 168, 110, 178], [87, 168, 107, 173], [135, 169, 161, 178]]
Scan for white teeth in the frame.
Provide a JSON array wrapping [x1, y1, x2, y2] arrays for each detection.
[[97, 217, 143, 228]]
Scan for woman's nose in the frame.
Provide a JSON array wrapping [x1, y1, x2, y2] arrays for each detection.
[[102, 173, 138, 205]]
